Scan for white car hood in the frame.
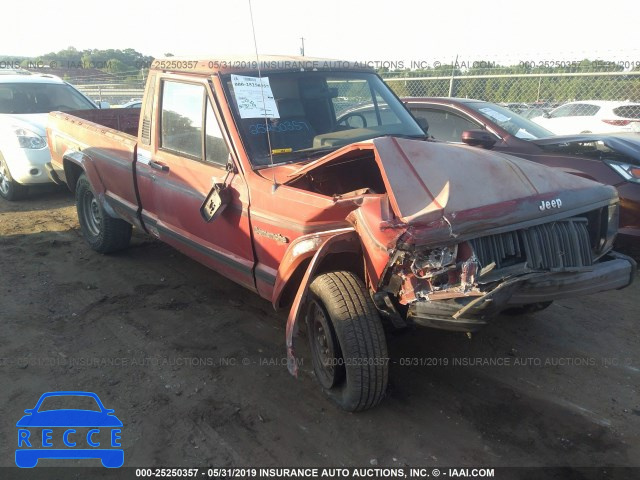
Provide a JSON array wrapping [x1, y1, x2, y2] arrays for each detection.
[[0, 113, 49, 136]]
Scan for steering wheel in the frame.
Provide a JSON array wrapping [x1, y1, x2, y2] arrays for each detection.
[[49, 105, 69, 112], [337, 113, 368, 129]]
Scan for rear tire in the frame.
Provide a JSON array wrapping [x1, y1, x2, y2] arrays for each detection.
[[0, 155, 28, 201], [306, 271, 388, 411], [76, 173, 132, 253]]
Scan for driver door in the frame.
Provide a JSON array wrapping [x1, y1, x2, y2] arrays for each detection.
[[140, 76, 255, 291]]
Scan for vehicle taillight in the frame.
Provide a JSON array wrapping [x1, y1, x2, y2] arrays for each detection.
[[602, 119, 631, 126]]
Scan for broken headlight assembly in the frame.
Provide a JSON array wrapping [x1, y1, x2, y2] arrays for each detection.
[[410, 245, 458, 279], [596, 203, 619, 256]]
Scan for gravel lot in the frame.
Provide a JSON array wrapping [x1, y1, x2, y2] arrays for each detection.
[[1, 189, 638, 477]]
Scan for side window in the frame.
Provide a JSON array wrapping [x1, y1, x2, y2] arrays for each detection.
[[410, 108, 478, 142], [161, 81, 204, 159], [205, 99, 229, 165], [549, 104, 573, 118], [573, 104, 600, 117]]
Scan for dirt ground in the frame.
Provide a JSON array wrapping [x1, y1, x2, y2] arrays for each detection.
[[1, 188, 639, 475]]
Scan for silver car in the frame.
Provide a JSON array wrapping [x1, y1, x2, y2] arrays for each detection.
[[0, 70, 98, 200]]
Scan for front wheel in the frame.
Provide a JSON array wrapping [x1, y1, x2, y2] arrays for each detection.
[[76, 173, 132, 253], [0, 155, 28, 201], [306, 271, 388, 411]]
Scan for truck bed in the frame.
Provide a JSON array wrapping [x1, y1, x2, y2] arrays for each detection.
[[47, 108, 141, 226], [57, 108, 140, 136]]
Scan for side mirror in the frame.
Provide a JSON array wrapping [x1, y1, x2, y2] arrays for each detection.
[[543, 112, 551, 119], [415, 116, 429, 135], [461, 129, 498, 149], [200, 184, 231, 222], [97, 101, 111, 109], [199, 160, 235, 222]]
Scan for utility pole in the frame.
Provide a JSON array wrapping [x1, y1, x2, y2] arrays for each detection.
[[300, 37, 305, 56], [448, 54, 458, 97]]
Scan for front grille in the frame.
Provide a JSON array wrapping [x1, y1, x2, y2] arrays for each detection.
[[470, 218, 592, 270]]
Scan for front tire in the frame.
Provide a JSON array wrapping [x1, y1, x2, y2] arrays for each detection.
[[0, 155, 28, 201], [76, 173, 132, 253], [306, 271, 388, 411]]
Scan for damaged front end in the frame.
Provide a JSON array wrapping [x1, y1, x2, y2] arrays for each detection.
[[284, 136, 636, 340], [374, 206, 636, 332], [380, 243, 488, 331]]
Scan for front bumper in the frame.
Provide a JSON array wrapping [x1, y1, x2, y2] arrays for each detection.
[[1, 143, 53, 185], [407, 251, 636, 332]]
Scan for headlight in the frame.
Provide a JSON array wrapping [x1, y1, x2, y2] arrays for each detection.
[[14, 127, 47, 149], [601, 203, 619, 254], [604, 160, 640, 184], [593, 203, 619, 257], [411, 245, 458, 279]]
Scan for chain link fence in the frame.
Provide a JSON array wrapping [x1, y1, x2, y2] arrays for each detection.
[[55, 64, 640, 122], [381, 69, 640, 120], [70, 71, 146, 105]]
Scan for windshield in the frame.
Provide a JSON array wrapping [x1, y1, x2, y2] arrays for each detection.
[[222, 71, 425, 167], [466, 101, 554, 140], [0, 82, 96, 114]]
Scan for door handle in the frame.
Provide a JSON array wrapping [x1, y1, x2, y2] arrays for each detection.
[[149, 160, 169, 172]]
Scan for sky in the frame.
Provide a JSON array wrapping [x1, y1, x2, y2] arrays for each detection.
[[1, 0, 637, 65]]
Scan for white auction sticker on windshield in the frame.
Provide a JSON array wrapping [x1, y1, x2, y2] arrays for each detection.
[[478, 107, 511, 123], [231, 74, 280, 119]]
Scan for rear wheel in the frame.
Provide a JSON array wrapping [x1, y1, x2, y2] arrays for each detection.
[[306, 271, 388, 411], [76, 173, 132, 253], [0, 155, 28, 201]]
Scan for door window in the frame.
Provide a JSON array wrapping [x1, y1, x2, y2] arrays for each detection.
[[410, 108, 479, 142], [160, 81, 205, 159], [205, 99, 229, 165], [160, 81, 229, 164]]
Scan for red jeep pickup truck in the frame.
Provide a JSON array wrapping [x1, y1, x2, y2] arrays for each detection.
[[46, 56, 636, 411]]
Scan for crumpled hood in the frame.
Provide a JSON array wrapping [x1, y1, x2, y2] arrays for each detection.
[[373, 137, 616, 229], [0, 113, 48, 137]]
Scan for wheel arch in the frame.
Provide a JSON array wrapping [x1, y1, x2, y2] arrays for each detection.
[[272, 229, 364, 310], [62, 150, 105, 194], [282, 229, 365, 376]]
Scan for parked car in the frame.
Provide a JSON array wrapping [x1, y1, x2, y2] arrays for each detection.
[[403, 97, 640, 247], [0, 70, 99, 200], [500, 102, 530, 115], [519, 106, 549, 120], [46, 57, 635, 411], [119, 100, 142, 108], [531, 100, 640, 134]]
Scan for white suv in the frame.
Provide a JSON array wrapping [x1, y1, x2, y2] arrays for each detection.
[[0, 70, 98, 200], [531, 100, 640, 135]]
